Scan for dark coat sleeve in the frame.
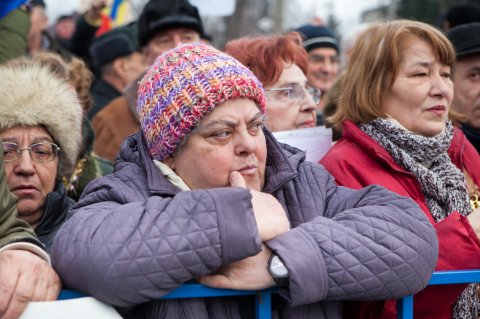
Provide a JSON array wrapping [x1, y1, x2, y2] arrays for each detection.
[[0, 9, 29, 64], [266, 163, 439, 307], [51, 173, 262, 307], [67, 14, 98, 68]]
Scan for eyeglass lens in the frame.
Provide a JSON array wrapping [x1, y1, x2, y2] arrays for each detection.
[[266, 84, 321, 104], [289, 84, 321, 104], [2, 142, 58, 162]]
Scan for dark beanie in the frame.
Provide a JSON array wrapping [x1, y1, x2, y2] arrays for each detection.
[[447, 22, 480, 58], [89, 23, 139, 69], [294, 24, 338, 52], [444, 3, 480, 30], [138, 0, 204, 47], [29, 0, 46, 8]]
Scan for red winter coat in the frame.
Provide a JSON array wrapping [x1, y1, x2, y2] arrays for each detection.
[[320, 120, 480, 319]]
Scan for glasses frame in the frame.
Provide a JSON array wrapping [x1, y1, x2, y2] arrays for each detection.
[[2, 142, 61, 162], [266, 84, 321, 105]]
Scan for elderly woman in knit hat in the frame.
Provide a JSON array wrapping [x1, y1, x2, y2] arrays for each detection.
[[0, 62, 83, 252], [52, 43, 438, 319]]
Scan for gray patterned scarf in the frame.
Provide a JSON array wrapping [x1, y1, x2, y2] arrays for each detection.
[[360, 118, 478, 319]]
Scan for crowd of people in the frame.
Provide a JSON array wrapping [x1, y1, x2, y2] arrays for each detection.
[[1, 0, 480, 318]]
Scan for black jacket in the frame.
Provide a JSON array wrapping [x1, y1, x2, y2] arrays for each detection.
[[37, 181, 74, 252]]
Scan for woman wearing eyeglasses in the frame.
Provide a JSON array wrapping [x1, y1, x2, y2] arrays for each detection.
[[0, 62, 83, 252], [224, 32, 320, 132]]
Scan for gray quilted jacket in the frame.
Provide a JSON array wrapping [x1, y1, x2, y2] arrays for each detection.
[[51, 130, 438, 319]]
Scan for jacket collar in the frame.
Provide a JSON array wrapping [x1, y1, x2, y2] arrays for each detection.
[[123, 129, 303, 195], [37, 181, 73, 236], [341, 120, 411, 174]]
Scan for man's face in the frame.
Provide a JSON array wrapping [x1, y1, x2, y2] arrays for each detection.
[[306, 47, 339, 94], [121, 52, 148, 85], [143, 28, 201, 65], [452, 54, 480, 129], [55, 18, 75, 40]]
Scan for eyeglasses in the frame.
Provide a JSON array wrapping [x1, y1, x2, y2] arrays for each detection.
[[2, 142, 60, 162], [266, 84, 321, 104]]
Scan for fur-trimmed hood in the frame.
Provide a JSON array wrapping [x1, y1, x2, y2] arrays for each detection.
[[0, 63, 83, 177]]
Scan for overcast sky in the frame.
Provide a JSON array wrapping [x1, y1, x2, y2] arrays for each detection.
[[312, 0, 385, 34], [44, 0, 383, 34]]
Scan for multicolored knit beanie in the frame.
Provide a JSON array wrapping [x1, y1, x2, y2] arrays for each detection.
[[137, 42, 266, 161]]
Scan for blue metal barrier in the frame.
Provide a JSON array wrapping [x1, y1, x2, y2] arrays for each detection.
[[396, 270, 480, 319], [163, 284, 277, 319], [60, 270, 480, 319], [59, 284, 278, 319]]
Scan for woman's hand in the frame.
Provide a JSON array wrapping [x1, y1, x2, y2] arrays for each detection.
[[197, 244, 275, 290], [229, 171, 290, 241], [0, 250, 61, 319]]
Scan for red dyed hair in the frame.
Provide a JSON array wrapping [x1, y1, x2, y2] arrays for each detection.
[[223, 32, 309, 87]]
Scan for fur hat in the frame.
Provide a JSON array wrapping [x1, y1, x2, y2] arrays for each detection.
[[447, 22, 480, 58], [0, 63, 83, 177], [138, 0, 204, 47], [294, 24, 339, 52], [137, 42, 266, 161]]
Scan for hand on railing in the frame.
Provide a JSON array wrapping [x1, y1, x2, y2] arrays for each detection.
[[198, 243, 275, 290]]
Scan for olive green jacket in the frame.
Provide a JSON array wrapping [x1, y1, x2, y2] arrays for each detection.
[[0, 143, 38, 248]]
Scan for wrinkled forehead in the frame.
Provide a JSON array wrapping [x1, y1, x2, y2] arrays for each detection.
[[197, 98, 264, 128], [0, 125, 54, 144]]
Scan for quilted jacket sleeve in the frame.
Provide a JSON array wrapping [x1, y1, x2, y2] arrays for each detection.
[[266, 164, 438, 307], [51, 174, 262, 307]]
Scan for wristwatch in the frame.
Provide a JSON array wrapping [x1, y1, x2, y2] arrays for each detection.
[[267, 253, 289, 287]]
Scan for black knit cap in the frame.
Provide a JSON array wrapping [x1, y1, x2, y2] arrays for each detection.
[[138, 0, 204, 47], [29, 0, 46, 8], [444, 3, 480, 30], [89, 22, 139, 68], [294, 24, 338, 52], [447, 22, 480, 58]]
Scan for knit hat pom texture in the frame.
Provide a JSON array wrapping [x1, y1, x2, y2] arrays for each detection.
[[137, 43, 266, 161]]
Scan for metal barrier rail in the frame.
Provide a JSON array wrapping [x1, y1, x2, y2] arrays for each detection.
[[59, 284, 278, 319], [59, 270, 480, 319], [397, 270, 480, 319]]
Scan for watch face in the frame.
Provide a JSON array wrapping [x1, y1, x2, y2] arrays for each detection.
[[270, 255, 288, 277]]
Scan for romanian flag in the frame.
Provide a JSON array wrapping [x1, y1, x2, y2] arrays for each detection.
[[95, 0, 132, 36]]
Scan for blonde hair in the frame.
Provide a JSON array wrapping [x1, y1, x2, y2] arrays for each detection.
[[330, 19, 456, 127]]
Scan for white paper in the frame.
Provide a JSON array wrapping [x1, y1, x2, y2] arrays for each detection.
[[19, 297, 122, 319], [273, 126, 333, 163]]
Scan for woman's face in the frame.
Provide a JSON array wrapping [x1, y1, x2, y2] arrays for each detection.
[[264, 63, 317, 132], [383, 37, 453, 137], [0, 126, 58, 228], [167, 98, 267, 191]]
